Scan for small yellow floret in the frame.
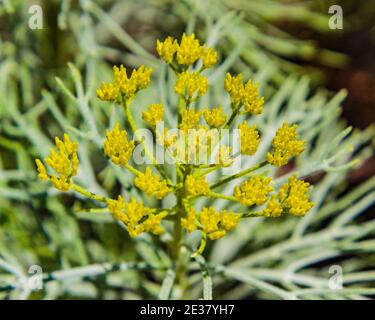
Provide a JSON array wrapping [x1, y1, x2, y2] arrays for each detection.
[[179, 109, 202, 133], [201, 47, 218, 69], [204, 107, 227, 128], [267, 123, 305, 166], [142, 103, 164, 126], [279, 175, 314, 216], [176, 33, 204, 66], [134, 167, 171, 199], [181, 208, 197, 233], [156, 36, 178, 64], [35, 159, 48, 181], [224, 73, 264, 115], [175, 71, 208, 101], [96, 82, 119, 101], [36, 133, 79, 192], [239, 122, 260, 156], [108, 196, 164, 237], [185, 175, 210, 196], [215, 145, 233, 167], [242, 80, 264, 115], [156, 128, 177, 147], [234, 175, 273, 206], [112, 65, 152, 99], [104, 123, 135, 166], [224, 73, 244, 105], [199, 207, 240, 240], [263, 195, 283, 217]]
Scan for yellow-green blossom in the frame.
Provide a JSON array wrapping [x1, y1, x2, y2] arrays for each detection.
[[179, 109, 202, 133], [234, 176, 273, 206], [96, 82, 119, 101], [204, 106, 227, 128], [224, 73, 244, 105], [267, 122, 305, 166], [224, 73, 264, 115], [201, 47, 218, 69], [185, 175, 210, 196], [176, 33, 204, 66], [104, 123, 135, 166], [112, 64, 152, 99], [175, 71, 208, 101], [200, 207, 240, 240], [108, 196, 164, 237], [215, 145, 233, 167], [181, 208, 198, 233], [156, 36, 178, 64], [239, 122, 260, 155], [35, 134, 79, 192], [242, 80, 264, 115], [142, 103, 164, 126], [263, 195, 283, 217], [134, 167, 171, 199], [279, 175, 314, 216]]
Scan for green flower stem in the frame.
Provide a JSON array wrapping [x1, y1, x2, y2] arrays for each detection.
[[72, 183, 110, 203], [208, 192, 238, 202], [122, 98, 170, 181], [124, 164, 142, 176], [241, 211, 264, 218], [191, 231, 207, 257], [196, 165, 221, 178], [210, 160, 268, 190], [224, 103, 242, 129]]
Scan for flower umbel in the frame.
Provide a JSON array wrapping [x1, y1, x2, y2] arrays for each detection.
[[267, 122, 305, 166], [104, 123, 135, 167], [35, 134, 78, 191], [279, 175, 314, 216], [142, 103, 164, 126], [134, 167, 171, 199], [234, 176, 273, 206], [36, 34, 314, 261], [239, 122, 260, 156]]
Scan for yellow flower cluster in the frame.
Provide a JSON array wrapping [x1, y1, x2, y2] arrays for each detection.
[[157, 33, 217, 69], [234, 175, 273, 206], [142, 103, 164, 126], [267, 122, 305, 166], [35, 134, 79, 191], [224, 73, 264, 115], [97, 65, 152, 101], [185, 175, 210, 196], [108, 196, 164, 237], [204, 107, 227, 128], [279, 175, 314, 216], [239, 122, 260, 156], [104, 123, 135, 166], [156, 128, 177, 147], [179, 109, 202, 133], [35, 34, 314, 253], [96, 82, 119, 102], [263, 195, 283, 217], [156, 36, 178, 64], [134, 167, 171, 199], [181, 207, 240, 240], [175, 71, 208, 101], [215, 145, 233, 167]]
